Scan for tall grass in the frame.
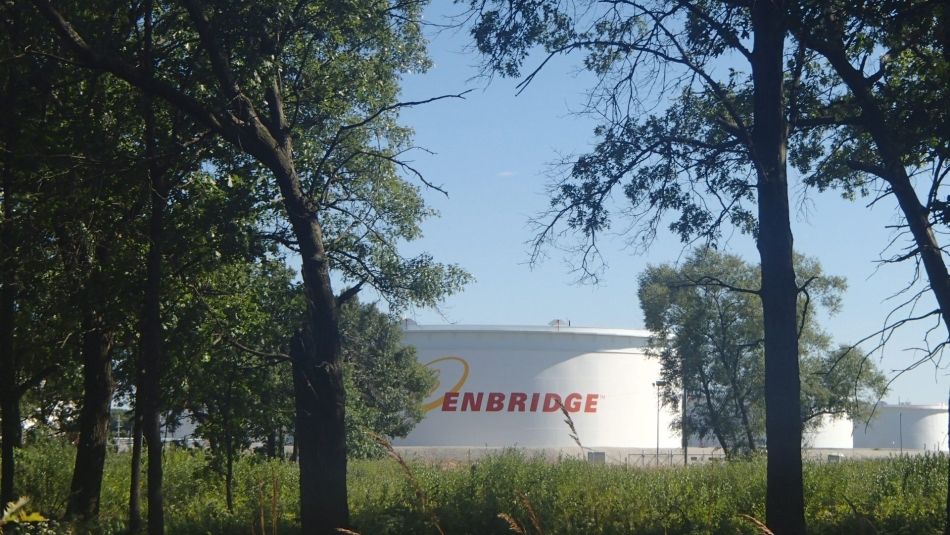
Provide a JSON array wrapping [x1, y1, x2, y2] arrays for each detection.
[[11, 441, 947, 534], [15, 442, 299, 534]]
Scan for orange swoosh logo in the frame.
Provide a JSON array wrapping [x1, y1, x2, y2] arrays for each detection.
[[422, 356, 469, 413]]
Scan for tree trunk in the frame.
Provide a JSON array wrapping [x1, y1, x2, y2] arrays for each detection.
[[0, 186, 18, 508], [0, 391, 19, 508], [713, 315, 757, 453], [223, 375, 234, 514], [291, 326, 347, 535], [225, 440, 234, 514], [0, 54, 20, 509], [267, 140, 348, 533], [142, 364, 164, 535], [262, 388, 277, 459], [697, 365, 731, 458], [878, 171, 950, 533], [140, 84, 166, 535], [128, 402, 143, 533], [751, 2, 806, 534], [266, 432, 277, 459], [278, 428, 285, 460], [65, 312, 114, 520]]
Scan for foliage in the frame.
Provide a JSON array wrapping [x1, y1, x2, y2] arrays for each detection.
[[340, 301, 437, 458], [183, 259, 300, 450], [10, 443, 948, 534], [7, 1, 471, 527], [461, 4, 815, 526], [787, 1, 950, 369], [638, 248, 886, 455], [462, 0, 766, 272], [180, 268, 433, 461], [790, 1, 948, 198]]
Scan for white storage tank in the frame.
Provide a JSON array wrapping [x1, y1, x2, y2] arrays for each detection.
[[804, 414, 854, 449], [853, 403, 948, 451], [397, 324, 681, 449], [686, 409, 855, 450]]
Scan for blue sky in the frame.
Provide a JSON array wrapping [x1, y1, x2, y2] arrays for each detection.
[[386, 6, 948, 405]]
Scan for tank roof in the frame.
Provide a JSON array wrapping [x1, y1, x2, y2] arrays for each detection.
[[401, 323, 653, 339], [877, 402, 949, 411]]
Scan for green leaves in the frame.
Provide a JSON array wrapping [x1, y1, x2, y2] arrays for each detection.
[[638, 248, 884, 455], [339, 301, 436, 458]]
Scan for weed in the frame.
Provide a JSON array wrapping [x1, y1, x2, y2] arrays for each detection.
[[8, 440, 947, 534]]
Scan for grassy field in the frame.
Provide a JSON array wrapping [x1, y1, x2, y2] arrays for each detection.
[[9, 441, 947, 534]]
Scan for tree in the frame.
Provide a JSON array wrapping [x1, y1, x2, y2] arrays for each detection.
[[788, 1, 950, 348], [783, 4, 948, 528], [53, 96, 142, 522], [129, 156, 266, 532], [28, 2, 469, 532], [182, 268, 434, 503], [15, 57, 147, 522], [0, 2, 69, 505], [338, 300, 436, 458], [183, 259, 300, 512], [466, 1, 807, 530], [639, 248, 886, 456]]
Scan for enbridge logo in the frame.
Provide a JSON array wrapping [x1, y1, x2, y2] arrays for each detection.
[[422, 356, 470, 413], [422, 356, 601, 414]]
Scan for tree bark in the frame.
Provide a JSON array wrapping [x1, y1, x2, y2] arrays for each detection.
[[265, 91, 348, 534], [751, 2, 806, 534], [65, 312, 115, 520], [128, 402, 143, 533], [291, 325, 347, 535], [139, 39, 166, 531], [0, 49, 21, 508], [0, 391, 19, 508], [0, 158, 18, 510], [142, 402, 164, 534], [266, 431, 277, 459]]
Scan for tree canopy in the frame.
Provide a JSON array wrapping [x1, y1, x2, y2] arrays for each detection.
[[464, 0, 811, 530], [639, 248, 886, 456], [5, 1, 470, 532]]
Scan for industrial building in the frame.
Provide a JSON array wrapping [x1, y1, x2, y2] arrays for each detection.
[[397, 322, 680, 449], [853, 403, 948, 452], [397, 322, 949, 457]]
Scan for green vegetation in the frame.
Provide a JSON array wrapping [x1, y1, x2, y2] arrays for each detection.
[[3, 1, 947, 533], [464, 1, 949, 530], [9, 444, 947, 534], [638, 248, 887, 456]]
